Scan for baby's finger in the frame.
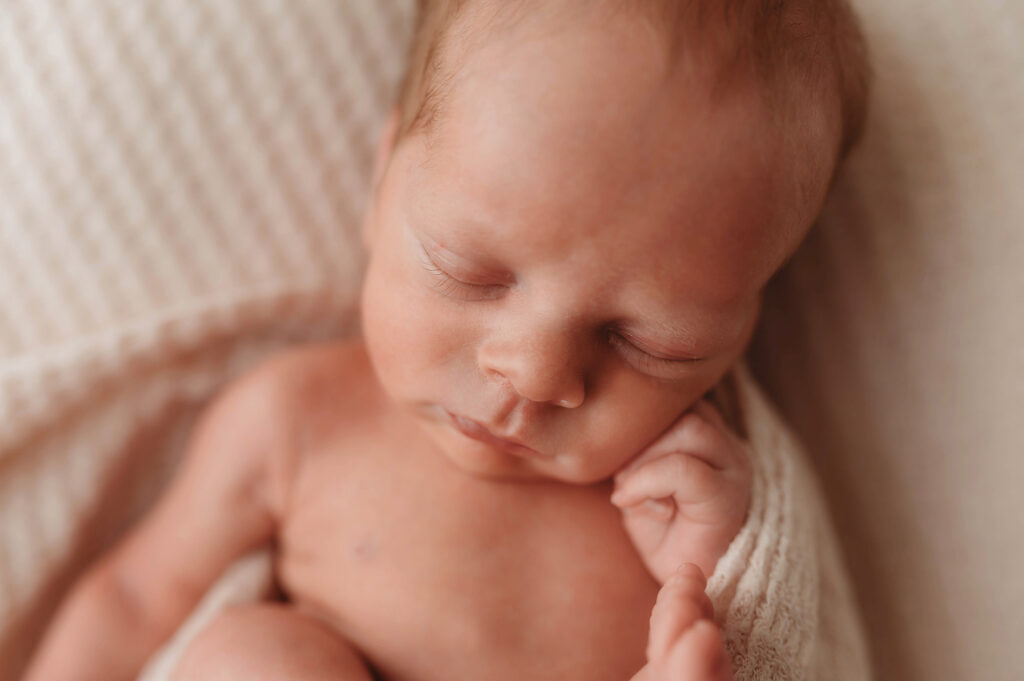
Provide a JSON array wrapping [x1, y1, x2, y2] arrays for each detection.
[[659, 407, 750, 475], [622, 414, 724, 477], [611, 453, 720, 508], [647, 564, 713, 661], [623, 497, 676, 522]]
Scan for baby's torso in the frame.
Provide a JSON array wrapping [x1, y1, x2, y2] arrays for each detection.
[[272, 342, 658, 681]]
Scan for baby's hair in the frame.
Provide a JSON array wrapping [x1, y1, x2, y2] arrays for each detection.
[[396, 0, 871, 162]]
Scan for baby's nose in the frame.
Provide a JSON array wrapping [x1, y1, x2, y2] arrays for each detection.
[[477, 327, 586, 408]]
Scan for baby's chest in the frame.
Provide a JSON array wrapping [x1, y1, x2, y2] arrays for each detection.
[[275, 444, 658, 681]]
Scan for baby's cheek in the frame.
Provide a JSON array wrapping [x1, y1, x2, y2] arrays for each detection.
[[361, 263, 418, 382], [571, 371, 697, 478], [361, 263, 462, 391]]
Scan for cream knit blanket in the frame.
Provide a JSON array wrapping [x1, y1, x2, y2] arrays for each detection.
[[0, 1, 869, 679]]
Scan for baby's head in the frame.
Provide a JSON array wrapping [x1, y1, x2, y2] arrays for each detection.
[[359, 0, 869, 482]]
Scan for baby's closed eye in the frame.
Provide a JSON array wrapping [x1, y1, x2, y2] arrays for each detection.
[[419, 248, 508, 301]]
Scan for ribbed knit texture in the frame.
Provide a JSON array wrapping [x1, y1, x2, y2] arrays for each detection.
[[0, 2, 412, 675], [0, 2, 867, 679]]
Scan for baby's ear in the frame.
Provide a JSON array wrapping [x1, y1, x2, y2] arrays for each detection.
[[362, 108, 401, 250]]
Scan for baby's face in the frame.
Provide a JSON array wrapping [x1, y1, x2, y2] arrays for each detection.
[[361, 14, 832, 483]]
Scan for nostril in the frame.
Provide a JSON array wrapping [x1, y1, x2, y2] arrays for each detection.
[[478, 336, 586, 407], [483, 367, 512, 388]]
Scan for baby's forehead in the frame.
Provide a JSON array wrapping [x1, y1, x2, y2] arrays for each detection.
[[413, 58, 805, 276], [403, 144, 784, 311], [404, 0, 860, 182], [423, 5, 834, 171], [397, 4, 844, 292], [416, 1, 797, 131]]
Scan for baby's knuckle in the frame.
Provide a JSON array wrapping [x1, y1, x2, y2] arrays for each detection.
[[683, 412, 724, 445], [677, 411, 707, 432], [667, 452, 694, 478]]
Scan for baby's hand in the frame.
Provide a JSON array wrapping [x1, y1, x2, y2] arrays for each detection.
[[611, 399, 752, 584]]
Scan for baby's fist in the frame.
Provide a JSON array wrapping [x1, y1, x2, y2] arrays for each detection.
[[611, 399, 752, 584]]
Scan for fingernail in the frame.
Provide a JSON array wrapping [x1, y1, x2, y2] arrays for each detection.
[[672, 562, 704, 582]]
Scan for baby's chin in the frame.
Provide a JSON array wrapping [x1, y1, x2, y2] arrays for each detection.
[[441, 447, 546, 481]]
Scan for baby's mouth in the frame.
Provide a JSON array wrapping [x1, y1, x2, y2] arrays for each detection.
[[443, 410, 548, 459]]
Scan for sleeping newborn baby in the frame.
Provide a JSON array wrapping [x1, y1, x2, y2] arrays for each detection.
[[26, 1, 869, 679]]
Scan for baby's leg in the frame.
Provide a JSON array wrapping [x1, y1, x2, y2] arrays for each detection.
[[172, 603, 374, 681]]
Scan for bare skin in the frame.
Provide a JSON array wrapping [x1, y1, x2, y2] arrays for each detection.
[[165, 342, 736, 681], [24, 6, 840, 681]]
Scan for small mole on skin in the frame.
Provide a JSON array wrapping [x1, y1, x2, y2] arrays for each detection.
[[351, 535, 378, 561]]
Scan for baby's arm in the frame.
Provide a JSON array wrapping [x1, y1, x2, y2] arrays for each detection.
[[23, 360, 297, 681]]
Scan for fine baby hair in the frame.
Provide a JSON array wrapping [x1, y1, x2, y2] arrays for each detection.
[[398, 0, 870, 163]]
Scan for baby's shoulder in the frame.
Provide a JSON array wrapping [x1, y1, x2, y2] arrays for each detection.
[[228, 337, 381, 426], [231, 337, 386, 449], [197, 338, 384, 505]]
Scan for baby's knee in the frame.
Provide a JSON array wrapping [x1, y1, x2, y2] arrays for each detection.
[[173, 603, 372, 681]]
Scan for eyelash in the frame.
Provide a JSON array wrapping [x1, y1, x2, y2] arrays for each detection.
[[606, 331, 703, 372], [420, 258, 507, 301], [420, 256, 703, 374]]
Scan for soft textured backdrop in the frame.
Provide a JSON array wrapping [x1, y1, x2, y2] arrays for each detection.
[[751, 2, 1024, 678], [1, 1, 1021, 679]]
